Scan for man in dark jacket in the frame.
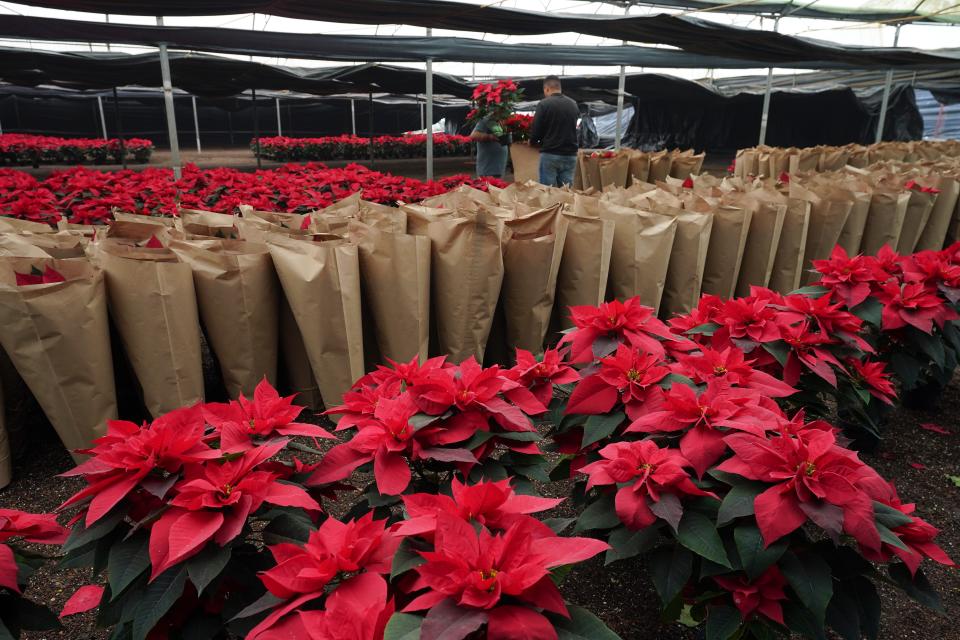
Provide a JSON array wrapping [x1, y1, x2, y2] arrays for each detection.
[[529, 76, 579, 186]]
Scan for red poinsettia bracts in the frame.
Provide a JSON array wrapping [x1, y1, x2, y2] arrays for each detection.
[[672, 346, 796, 398], [506, 348, 578, 407], [0, 510, 69, 594], [562, 297, 677, 363], [59, 405, 221, 526], [402, 513, 607, 639], [203, 378, 335, 451], [847, 359, 897, 405], [14, 265, 66, 286], [626, 381, 781, 477], [717, 429, 881, 551], [150, 440, 320, 579], [580, 440, 716, 531], [393, 478, 562, 537], [565, 344, 669, 420], [713, 566, 788, 625], [876, 281, 959, 333], [813, 245, 880, 308], [249, 514, 399, 639]]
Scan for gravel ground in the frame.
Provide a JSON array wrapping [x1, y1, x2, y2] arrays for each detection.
[[0, 377, 957, 639]]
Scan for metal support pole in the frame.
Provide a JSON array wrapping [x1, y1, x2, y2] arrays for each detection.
[[104, 14, 111, 51], [96, 95, 108, 139], [426, 28, 434, 181], [191, 95, 201, 154], [111, 87, 126, 169], [419, 95, 425, 131], [156, 17, 181, 179], [368, 92, 375, 168], [614, 5, 629, 151], [758, 16, 780, 146], [350, 99, 357, 136], [875, 23, 902, 144], [615, 68, 626, 150], [275, 97, 282, 136], [252, 88, 262, 170]]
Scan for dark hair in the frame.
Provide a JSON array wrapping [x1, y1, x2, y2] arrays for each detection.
[[543, 75, 562, 90]]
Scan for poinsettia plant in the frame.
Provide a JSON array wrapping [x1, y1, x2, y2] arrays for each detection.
[[308, 354, 556, 517], [812, 244, 960, 413], [0, 510, 69, 638], [466, 79, 524, 139], [544, 295, 953, 640]]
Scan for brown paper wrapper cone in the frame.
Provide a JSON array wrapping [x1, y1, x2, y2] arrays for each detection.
[[735, 149, 758, 179], [112, 210, 175, 226], [818, 149, 850, 172], [669, 151, 705, 179], [735, 199, 787, 297], [177, 207, 239, 239], [238, 205, 312, 232], [267, 236, 364, 407], [578, 152, 603, 191], [0, 234, 56, 258], [944, 183, 960, 246], [648, 151, 672, 183], [836, 191, 872, 256], [897, 190, 938, 254], [96, 241, 203, 417], [628, 151, 650, 185], [598, 202, 677, 313], [57, 220, 97, 238], [860, 190, 911, 256], [789, 149, 820, 173], [916, 177, 959, 252], [0, 218, 54, 234], [553, 213, 614, 330], [701, 205, 753, 299], [768, 199, 811, 293], [501, 206, 567, 353], [599, 154, 630, 189], [660, 212, 713, 318], [407, 210, 505, 363], [510, 143, 541, 184], [793, 183, 853, 285], [168, 239, 279, 399], [0, 258, 116, 459], [106, 219, 175, 244], [278, 297, 323, 410], [347, 221, 431, 363]]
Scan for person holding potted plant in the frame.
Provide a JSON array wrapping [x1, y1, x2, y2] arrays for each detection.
[[467, 79, 523, 179], [470, 113, 509, 179]]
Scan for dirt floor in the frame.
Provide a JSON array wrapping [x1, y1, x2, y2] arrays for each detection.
[[0, 365, 957, 640]]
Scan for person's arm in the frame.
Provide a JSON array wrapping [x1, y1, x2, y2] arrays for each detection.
[[529, 103, 547, 147], [470, 129, 498, 143]]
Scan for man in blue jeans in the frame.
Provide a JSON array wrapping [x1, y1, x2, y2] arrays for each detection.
[[529, 76, 579, 186]]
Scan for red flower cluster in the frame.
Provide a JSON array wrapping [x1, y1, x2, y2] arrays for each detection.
[[503, 114, 534, 142], [468, 79, 524, 126], [59, 380, 325, 580], [0, 134, 153, 166], [394, 479, 607, 640], [552, 285, 954, 636], [309, 351, 560, 495], [254, 134, 472, 162], [0, 163, 506, 225]]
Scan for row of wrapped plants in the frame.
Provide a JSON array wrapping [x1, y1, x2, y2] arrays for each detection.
[[1, 241, 956, 639], [0, 134, 154, 166], [0, 164, 505, 225], [252, 135, 473, 162]]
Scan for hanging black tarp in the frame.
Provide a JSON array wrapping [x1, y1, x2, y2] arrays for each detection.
[[9, 1, 960, 52], [3, 14, 960, 70], [0, 48, 355, 97]]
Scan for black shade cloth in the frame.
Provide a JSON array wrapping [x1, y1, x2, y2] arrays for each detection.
[[3, 14, 960, 70], [0, 86, 469, 147]]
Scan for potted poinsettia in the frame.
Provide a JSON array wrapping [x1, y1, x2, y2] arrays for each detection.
[[467, 79, 523, 146]]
